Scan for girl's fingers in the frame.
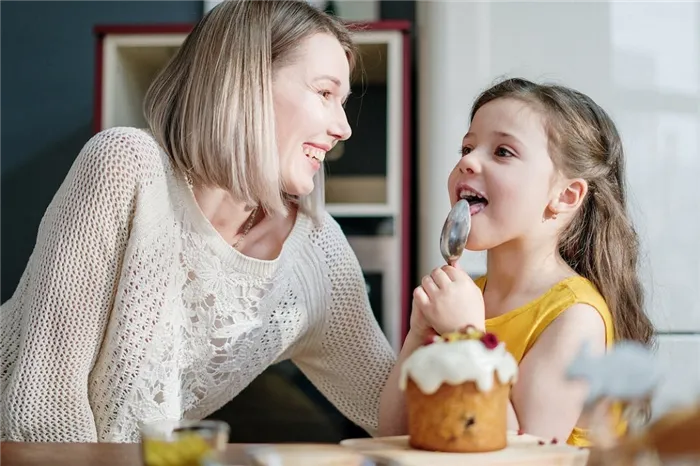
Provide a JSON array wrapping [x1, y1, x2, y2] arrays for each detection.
[[413, 285, 430, 306], [421, 275, 438, 298], [431, 267, 452, 288]]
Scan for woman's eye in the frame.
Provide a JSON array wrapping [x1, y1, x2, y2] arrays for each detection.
[[319, 90, 332, 99], [496, 147, 514, 157], [459, 146, 472, 157]]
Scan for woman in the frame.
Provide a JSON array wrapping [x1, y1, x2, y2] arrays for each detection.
[[0, 0, 405, 442]]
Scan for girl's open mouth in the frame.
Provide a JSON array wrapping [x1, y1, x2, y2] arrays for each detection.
[[458, 187, 488, 215]]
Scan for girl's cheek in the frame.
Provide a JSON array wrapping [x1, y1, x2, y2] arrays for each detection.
[[447, 174, 458, 202]]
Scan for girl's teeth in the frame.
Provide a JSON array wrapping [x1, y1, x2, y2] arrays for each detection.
[[459, 189, 482, 199]]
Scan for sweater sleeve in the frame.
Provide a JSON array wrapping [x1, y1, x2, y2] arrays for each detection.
[[0, 128, 143, 442], [292, 215, 397, 436]]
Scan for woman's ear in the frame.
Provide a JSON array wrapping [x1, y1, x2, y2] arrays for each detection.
[[549, 178, 588, 216]]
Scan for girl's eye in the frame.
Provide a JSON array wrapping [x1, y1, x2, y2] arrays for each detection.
[[496, 147, 515, 157], [319, 90, 332, 99], [459, 146, 472, 157]]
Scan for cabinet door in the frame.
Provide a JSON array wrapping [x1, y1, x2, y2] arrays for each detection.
[[346, 234, 401, 351], [651, 334, 700, 419]]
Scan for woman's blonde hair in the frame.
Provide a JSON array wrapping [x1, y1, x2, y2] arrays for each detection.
[[143, 0, 357, 219]]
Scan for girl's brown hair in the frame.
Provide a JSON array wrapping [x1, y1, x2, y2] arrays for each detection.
[[471, 77, 654, 347]]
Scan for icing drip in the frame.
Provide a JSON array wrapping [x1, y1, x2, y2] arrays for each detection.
[[399, 339, 518, 394]]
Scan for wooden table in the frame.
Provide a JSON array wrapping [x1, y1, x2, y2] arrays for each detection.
[[1, 437, 593, 466], [1, 441, 370, 466], [3, 442, 144, 466]]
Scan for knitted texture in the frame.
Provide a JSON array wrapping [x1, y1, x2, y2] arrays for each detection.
[[0, 127, 396, 442]]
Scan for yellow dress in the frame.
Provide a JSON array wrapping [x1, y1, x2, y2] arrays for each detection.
[[476, 275, 620, 446]]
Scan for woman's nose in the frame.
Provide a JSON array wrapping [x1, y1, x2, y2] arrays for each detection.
[[330, 106, 352, 141]]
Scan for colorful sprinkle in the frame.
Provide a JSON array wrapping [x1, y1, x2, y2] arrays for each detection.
[[537, 440, 545, 446], [551, 438, 558, 444]]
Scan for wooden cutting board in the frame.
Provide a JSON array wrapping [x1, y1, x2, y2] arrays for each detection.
[[340, 431, 590, 466]]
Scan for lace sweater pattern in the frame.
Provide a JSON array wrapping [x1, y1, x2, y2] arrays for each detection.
[[0, 127, 397, 442]]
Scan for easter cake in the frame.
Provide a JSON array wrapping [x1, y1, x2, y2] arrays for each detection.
[[399, 326, 518, 453]]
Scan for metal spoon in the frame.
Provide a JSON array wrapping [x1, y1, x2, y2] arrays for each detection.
[[439, 199, 471, 266]]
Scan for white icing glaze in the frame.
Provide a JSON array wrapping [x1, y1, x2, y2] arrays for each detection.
[[399, 339, 518, 395]]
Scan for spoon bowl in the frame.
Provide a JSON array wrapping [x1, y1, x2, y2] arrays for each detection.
[[439, 199, 471, 266]]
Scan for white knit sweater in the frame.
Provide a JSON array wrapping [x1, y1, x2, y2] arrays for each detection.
[[0, 127, 397, 443]]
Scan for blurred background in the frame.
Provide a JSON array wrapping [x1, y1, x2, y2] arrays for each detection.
[[2, 0, 699, 444]]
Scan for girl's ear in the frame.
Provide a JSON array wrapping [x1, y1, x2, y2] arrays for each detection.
[[549, 178, 588, 216]]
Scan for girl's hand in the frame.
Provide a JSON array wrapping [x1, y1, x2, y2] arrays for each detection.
[[411, 264, 485, 335]]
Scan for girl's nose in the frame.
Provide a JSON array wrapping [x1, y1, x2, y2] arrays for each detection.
[[458, 151, 481, 175]]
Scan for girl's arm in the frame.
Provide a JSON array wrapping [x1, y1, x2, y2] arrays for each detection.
[[510, 303, 607, 440], [377, 328, 424, 436]]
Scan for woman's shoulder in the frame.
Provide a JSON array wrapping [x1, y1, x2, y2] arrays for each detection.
[[77, 127, 168, 180], [296, 210, 360, 267], [89, 126, 157, 143], [306, 210, 352, 249]]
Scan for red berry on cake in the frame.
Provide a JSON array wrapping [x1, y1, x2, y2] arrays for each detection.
[[480, 332, 499, 349]]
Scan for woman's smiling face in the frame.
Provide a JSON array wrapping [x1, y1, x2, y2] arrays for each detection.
[[272, 33, 352, 197]]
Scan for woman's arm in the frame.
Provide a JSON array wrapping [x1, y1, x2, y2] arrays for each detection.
[[291, 217, 397, 438], [0, 128, 141, 442], [510, 303, 607, 440]]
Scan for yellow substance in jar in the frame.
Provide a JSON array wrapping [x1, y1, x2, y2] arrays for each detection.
[[142, 432, 214, 466]]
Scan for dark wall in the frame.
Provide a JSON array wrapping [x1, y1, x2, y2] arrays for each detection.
[[0, 0, 416, 303], [1, 1, 202, 302]]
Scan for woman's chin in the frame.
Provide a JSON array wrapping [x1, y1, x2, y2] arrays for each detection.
[[283, 180, 315, 197]]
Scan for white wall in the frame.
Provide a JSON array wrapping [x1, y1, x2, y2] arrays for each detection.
[[417, 0, 700, 416]]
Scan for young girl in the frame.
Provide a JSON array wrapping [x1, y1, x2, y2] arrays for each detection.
[[387, 77, 655, 446]]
